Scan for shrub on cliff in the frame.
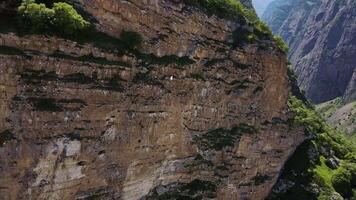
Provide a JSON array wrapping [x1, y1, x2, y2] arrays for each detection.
[[331, 168, 352, 198], [18, 0, 54, 33], [17, 0, 89, 36], [288, 95, 323, 134], [186, 0, 279, 48], [187, 0, 245, 19], [281, 94, 356, 199], [52, 2, 89, 36], [274, 36, 289, 53], [255, 20, 272, 37]]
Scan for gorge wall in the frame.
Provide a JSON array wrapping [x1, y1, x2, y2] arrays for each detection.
[[262, 1, 356, 199], [263, 0, 356, 104], [0, 0, 305, 200]]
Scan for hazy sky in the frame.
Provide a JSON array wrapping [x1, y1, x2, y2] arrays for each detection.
[[252, 0, 274, 17]]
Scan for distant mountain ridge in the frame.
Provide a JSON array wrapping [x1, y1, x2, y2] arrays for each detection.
[[252, 0, 274, 17], [263, 0, 356, 104]]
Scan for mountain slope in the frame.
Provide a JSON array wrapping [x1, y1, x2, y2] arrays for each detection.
[[263, 1, 356, 199], [263, 0, 356, 104], [266, 69, 356, 200], [316, 98, 356, 136]]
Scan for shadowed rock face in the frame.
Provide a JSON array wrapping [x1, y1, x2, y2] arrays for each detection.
[[0, 0, 17, 9], [263, 0, 356, 103], [0, 0, 305, 200], [0, 0, 20, 13], [240, 0, 254, 9]]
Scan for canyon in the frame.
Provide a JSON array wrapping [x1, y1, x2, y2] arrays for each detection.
[[0, 0, 355, 199], [263, 0, 356, 104], [0, 0, 304, 199], [263, 0, 356, 135]]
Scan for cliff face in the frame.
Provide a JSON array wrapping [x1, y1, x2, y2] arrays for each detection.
[[0, 1, 305, 200], [263, 0, 356, 103]]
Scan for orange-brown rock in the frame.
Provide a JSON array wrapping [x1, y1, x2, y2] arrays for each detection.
[[0, 1, 304, 200]]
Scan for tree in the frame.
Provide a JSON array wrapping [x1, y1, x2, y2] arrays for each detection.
[[17, 0, 89, 36], [332, 169, 352, 198], [18, 0, 54, 32], [52, 2, 89, 36]]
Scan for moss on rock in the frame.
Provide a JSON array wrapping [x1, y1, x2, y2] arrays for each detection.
[[267, 94, 356, 200]]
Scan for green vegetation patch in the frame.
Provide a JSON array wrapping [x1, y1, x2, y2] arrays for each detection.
[[267, 65, 355, 200], [18, 0, 89, 36], [288, 95, 324, 134], [3, 1, 195, 68], [268, 94, 356, 200], [186, 0, 274, 45], [266, 140, 318, 200], [2, 1, 199, 70], [313, 156, 336, 189], [313, 156, 356, 199], [331, 167, 353, 197], [186, 0, 289, 53], [3, 1, 140, 55], [186, 0, 250, 20], [273, 36, 289, 53], [185, 0, 290, 52]]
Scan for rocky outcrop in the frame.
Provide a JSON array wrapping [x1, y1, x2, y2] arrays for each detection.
[[0, 1, 304, 200], [263, 0, 356, 104]]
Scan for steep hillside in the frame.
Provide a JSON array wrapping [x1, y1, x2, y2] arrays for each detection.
[[263, 0, 356, 104], [316, 98, 356, 136], [0, 0, 304, 200], [262, 0, 356, 196], [267, 69, 356, 200]]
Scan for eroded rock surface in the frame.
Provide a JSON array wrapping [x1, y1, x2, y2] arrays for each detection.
[[0, 1, 304, 199]]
